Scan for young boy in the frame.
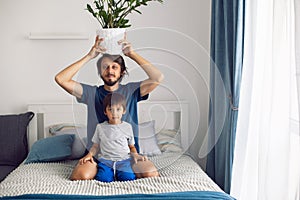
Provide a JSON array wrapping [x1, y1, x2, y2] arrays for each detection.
[[79, 93, 148, 182]]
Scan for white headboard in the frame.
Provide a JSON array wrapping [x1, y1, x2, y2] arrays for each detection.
[[27, 101, 189, 151]]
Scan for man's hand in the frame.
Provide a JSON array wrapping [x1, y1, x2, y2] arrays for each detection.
[[118, 32, 133, 56], [131, 153, 148, 164], [87, 36, 107, 59]]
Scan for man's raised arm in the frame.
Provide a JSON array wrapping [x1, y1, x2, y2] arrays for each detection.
[[55, 36, 105, 98]]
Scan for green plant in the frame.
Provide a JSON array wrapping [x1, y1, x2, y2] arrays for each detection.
[[86, 0, 163, 28]]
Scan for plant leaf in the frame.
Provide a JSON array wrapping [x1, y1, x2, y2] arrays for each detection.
[[86, 0, 164, 28], [86, 4, 97, 18], [94, 1, 101, 10], [133, 8, 142, 14], [99, 11, 109, 27]]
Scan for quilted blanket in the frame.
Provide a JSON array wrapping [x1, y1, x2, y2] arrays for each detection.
[[0, 153, 223, 197]]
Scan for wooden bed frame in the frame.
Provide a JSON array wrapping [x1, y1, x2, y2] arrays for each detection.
[[27, 101, 189, 151]]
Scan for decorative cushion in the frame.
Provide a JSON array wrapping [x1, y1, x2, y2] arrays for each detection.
[[24, 134, 75, 164], [0, 112, 34, 166], [0, 165, 17, 182], [48, 123, 85, 134], [51, 127, 87, 159], [156, 129, 183, 152], [160, 143, 183, 153], [138, 120, 161, 156]]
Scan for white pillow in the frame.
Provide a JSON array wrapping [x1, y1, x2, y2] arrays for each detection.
[[48, 123, 85, 134], [156, 129, 182, 152], [138, 120, 161, 156], [156, 134, 181, 146], [51, 127, 87, 159], [160, 143, 183, 153]]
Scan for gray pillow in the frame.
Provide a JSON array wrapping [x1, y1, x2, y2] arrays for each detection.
[[0, 112, 34, 166]]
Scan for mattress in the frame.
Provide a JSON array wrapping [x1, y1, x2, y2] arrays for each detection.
[[0, 152, 223, 197]]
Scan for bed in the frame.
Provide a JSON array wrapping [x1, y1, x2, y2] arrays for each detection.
[[0, 101, 235, 199]]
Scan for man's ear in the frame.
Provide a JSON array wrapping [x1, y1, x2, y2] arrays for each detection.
[[123, 109, 126, 114]]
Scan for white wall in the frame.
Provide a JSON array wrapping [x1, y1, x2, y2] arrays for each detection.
[[0, 0, 211, 167]]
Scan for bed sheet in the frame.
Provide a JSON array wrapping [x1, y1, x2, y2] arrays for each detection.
[[0, 152, 224, 198]]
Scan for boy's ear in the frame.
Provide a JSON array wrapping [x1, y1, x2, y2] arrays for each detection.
[[123, 109, 126, 114]]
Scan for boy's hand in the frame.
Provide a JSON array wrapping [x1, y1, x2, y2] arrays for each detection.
[[79, 153, 95, 165]]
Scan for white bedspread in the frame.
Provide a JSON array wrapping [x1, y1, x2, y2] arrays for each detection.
[[0, 153, 223, 197]]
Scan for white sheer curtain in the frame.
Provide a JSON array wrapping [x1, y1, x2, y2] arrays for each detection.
[[294, 0, 300, 198], [230, 0, 300, 199]]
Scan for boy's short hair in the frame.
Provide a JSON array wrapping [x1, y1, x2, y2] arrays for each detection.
[[103, 93, 126, 111]]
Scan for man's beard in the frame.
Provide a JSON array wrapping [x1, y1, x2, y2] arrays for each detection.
[[101, 75, 122, 86]]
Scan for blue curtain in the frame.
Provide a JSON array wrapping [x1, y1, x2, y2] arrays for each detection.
[[206, 0, 245, 194]]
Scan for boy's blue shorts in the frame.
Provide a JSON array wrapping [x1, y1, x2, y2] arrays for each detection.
[[95, 158, 136, 182]]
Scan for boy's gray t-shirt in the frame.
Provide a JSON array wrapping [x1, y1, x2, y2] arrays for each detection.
[[92, 121, 134, 161]]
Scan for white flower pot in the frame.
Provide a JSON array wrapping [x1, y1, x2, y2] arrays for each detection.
[[96, 28, 126, 55]]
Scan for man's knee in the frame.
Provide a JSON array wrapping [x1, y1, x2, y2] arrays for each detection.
[[140, 170, 159, 178], [70, 170, 95, 180], [132, 160, 159, 179], [70, 161, 97, 181]]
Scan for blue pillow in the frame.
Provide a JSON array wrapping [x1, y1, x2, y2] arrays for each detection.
[[52, 127, 87, 160], [25, 134, 75, 164]]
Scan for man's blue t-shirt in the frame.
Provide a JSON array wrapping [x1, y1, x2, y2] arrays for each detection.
[[77, 82, 148, 152]]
